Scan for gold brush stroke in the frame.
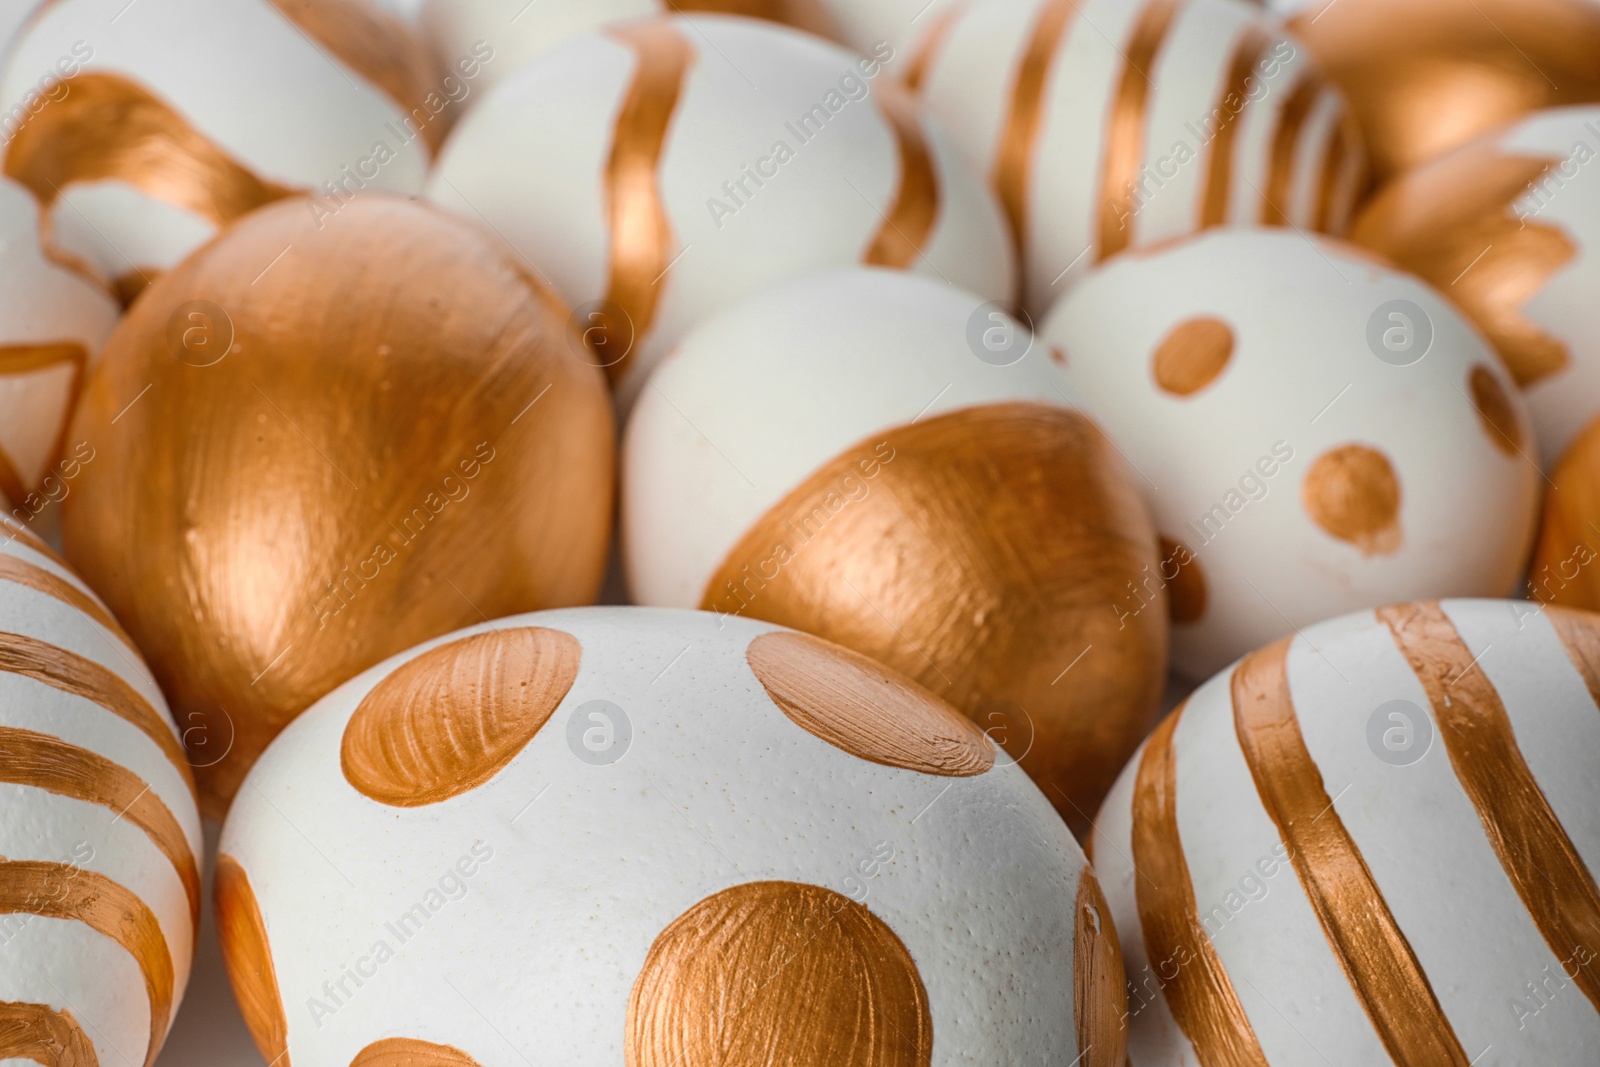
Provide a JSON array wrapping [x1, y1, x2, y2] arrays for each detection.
[[992, 0, 1080, 260], [0, 551, 138, 654], [1351, 145, 1576, 388], [700, 402, 1165, 835], [1533, 422, 1600, 611], [1097, 0, 1185, 261], [863, 84, 941, 270], [340, 627, 580, 807], [599, 22, 695, 388], [0, 1001, 99, 1066], [1301, 444, 1402, 556], [0, 514, 73, 570], [0, 861, 173, 1067], [1131, 706, 1269, 1066], [1151, 317, 1234, 397], [350, 1038, 483, 1066], [1467, 364, 1526, 457], [903, 6, 965, 93], [1547, 606, 1600, 709], [1378, 601, 1600, 1014], [1074, 868, 1129, 1067], [0, 630, 193, 794], [1231, 638, 1471, 1065], [0, 725, 198, 931], [745, 630, 994, 777], [0, 342, 87, 505], [1313, 115, 1351, 235], [625, 881, 932, 1066], [1261, 76, 1321, 226], [1200, 27, 1275, 229], [1159, 536, 1206, 624], [215, 855, 290, 1067]]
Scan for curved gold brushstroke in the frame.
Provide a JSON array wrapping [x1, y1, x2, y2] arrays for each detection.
[[1351, 145, 1576, 388], [599, 22, 695, 388], [0, 342, 88, 505], [1261, 76, 1321, 226], [992, 0, 1080, 259], [1378, 601, 1600, 1013], [1074, 868, 1128, 1067], [1200, 28, 1275, 229], [0, 630, 192, 792], [0, 861, 173, 1067], [341, 627, 580, 807], [700, 402, 1165, 834], [626, 881, 932, 1066], [0, 1001, 99, 1066], [1533, 419, 1600, 611], [1313, 115, 1352, 235], [1151, 317, 1233, 397], [1231, 638, 1471, 1065], [0, 552, 138, 654], [1547, 606, 1600, 709], [1467, 364, 1525, 457], [863, 85, 940, 270], [1301, 444, 1402, 556], [1097, 0, 1185, 260], [0, 515, 72, 571], [216, 855, 290, 1067], [350, 1038, 482, 1066], [0, 726, 198, 931], [1130, 706, 1268, 1066], [903, 6, 964, 93], [1159, 536, 1206, 624], [746, 630, 994, 777]]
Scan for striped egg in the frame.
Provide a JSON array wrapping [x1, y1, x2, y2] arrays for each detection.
[[1352, 105, 1600, 463], [426, 14, 1015, 411], [1092, 598, 1600, 1066], [622, 267, 1166, 833], [217, 606, 1124, 1065], [0, 0, 441, 305], [1039, 227, 1539, 680], [0, 515, 202, 1067], [0, 178, 117, 523], [906, 0, 1364, 317]]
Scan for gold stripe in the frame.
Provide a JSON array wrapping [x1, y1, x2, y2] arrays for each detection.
[[1378, 601, 1600, 1014], [350, 1038, 482, 1066], [1200, 28, 1274, 228], [599, 22, 695, 388], [0, 630, 194, 797], [1547, 606, 1600, 711], [0, 515, 72, 571], [1231, 637, 1470, 1065], [863, 84, 941, 269], [1131, 706, 1269, 1066], [1097, 0, 1185, 261], [1261, 76, 1321, 226], [0, 862, 172, 1067], [0, 1001, 99, 1066], [1074, 868, 1128, 1067], [1313, 113, 1350, 234], [992, 0, 1080, 260], [215, 855, 290, 1067], [0, 552, 138, 654], [0, 726, 198, 931], [903, 6, 964, 93]]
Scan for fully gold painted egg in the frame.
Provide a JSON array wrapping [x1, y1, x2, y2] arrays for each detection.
[[60, 195, 615, 817]]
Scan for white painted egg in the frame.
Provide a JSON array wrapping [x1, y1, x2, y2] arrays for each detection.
[[1092, 598, 1600, 1066], [909, 0, 1364, 316], [0, 177, 117, 520], [216, 606, 1127, 1065], [0, 513, 203, 1067], [0, 0, 442, 302], [1353, 105, 1600, 463], [1038, 227, 1539, 680], [426, 15, 1015, 411], [622, 267, 1166, 832]]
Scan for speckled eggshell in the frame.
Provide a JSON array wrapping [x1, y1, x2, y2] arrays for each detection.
[[1039, 227, 1539, 680], [0, 0, 438, 296], [216, 606, 1127, 1066], [427, 14, 1015, 410], [913, 0, 1365, 317], [0, 514, 203, 1067], [0, 178, 118, 516], [1092, 598, 1600, 1066]]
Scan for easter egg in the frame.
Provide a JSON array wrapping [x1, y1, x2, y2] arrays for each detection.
[[0, 0, 442, 304], [60, 194, 615, 817], [623, 268, 1165, 832], [1352, 105, 1600, 462], [217, 606, 1127, 1065], [1529, 415, 1600, 612], [0, 513, 203, 1067], [1091, 599, 1600, 1065], [1038, 227, 1539, 680], [0, 178, 117, 523], [1289, 0, 1600, 184], [908, 0, 1364, 315], [427, 14, 1015, 410]]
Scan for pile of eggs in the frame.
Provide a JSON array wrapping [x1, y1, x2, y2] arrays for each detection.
[[0, 0, 1596, 1064]]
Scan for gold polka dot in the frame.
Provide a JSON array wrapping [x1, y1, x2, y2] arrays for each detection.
[[1469, 363, 1524, 457], [1151, 317, 1234, 397], [1050, 345, 1069, 367], [1159, 536, 1207, 625], [341, 627, 580, 807], [215, 855, 290, 1067], [746, 630, 993, 777], [626, 881, 932, 1066], [1303, 444, 1403, 555], [351, 1038, 483, 1065], [1074, 869, 1128, 1067]]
